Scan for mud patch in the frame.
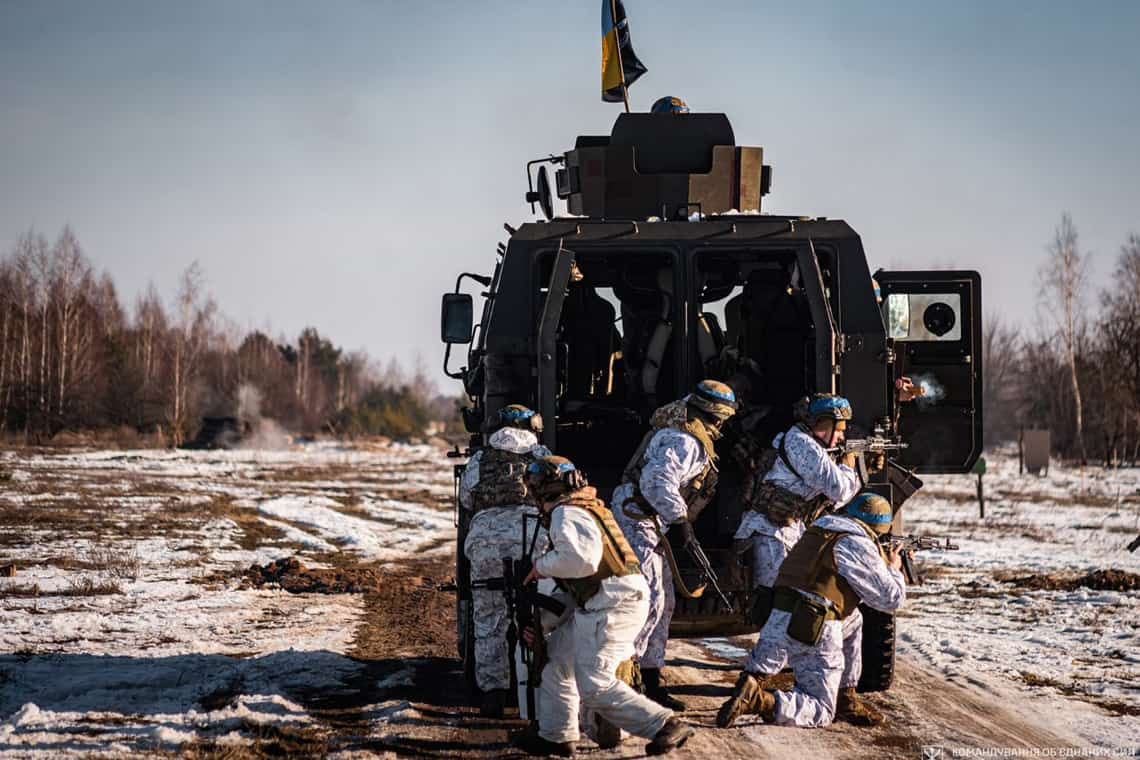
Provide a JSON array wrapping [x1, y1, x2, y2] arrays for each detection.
[[1000, 569, 1140, 592], [241, 556, 395, 593]]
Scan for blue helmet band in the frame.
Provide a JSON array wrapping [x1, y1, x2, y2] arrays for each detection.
[[526, 460, 576, 475], [501, 407, 536, 421], [846, 494, 893, 524], [698, 381, 736, 403], [808, 396, 850, 416]]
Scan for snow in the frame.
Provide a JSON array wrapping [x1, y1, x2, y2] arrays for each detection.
[[893, 448, 1140, 747], [4, 442, 1138, 753], [0, 440, 454, 755]]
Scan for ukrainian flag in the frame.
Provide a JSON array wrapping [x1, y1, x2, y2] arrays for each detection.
[[601, 0, 647, 103]]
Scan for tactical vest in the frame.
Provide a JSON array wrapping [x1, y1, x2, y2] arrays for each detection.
[[621, 403, 719, 521], [554, 489, 641, 606], [470, 447, 537, 512], [774, 523, 885, 620], [742, 424, 833, 525]]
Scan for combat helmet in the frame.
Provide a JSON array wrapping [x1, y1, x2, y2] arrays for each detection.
[[651, 95, 690, 114], [845, 493, 894, 535], [686, 379, 738, 421], [801, 394, 853, 424], [495, 404, 543, 434], [525, 455, 588, 501]]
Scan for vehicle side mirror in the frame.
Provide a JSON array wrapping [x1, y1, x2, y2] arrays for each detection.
[[441, 293, 473, 344]]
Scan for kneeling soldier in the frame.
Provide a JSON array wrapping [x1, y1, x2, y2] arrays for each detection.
[[514, 456, 693, 757], [717, 493, 906, 729]]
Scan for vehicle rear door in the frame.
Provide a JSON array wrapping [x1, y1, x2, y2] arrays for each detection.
[[875, 270, 982, 473]]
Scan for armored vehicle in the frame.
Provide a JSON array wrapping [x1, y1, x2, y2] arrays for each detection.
[[441, 112, 982, 691]]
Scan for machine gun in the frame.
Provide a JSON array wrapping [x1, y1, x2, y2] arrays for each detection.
[[879, 534, 959, 585]]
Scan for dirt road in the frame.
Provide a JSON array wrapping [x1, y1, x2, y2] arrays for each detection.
[[332, 558, 1093, 759]]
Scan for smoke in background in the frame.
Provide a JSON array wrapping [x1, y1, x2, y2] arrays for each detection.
[[912, 372, 945, 408], [236, 383, 291, 449]]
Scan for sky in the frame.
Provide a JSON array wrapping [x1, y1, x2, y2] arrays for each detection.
[[2, 0, 1138, 376]]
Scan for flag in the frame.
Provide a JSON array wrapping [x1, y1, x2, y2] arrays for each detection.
[[601, 0, 647, 103]]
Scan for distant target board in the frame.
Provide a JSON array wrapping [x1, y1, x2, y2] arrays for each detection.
[[1021, 429, 1051, 475]]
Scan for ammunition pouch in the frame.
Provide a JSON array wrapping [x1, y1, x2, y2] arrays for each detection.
[[470, 448, 537, 513], [748, 481, 831, 527], [777, 586, 838, 646]]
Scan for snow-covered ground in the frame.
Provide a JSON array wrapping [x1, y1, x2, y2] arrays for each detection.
[[1, 443, 1137, 755], [896, 449, 1140, 747], [0, 442, 454, 756]]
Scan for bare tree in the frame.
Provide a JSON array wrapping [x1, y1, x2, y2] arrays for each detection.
[[1039, 213, 1090, 463], [166, 263, 216, 445], [1098, 234, 1140, 463], [981, 314, 1020, 443]]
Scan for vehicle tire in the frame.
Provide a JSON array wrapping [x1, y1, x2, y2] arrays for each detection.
[[857, 604, 895, 692]]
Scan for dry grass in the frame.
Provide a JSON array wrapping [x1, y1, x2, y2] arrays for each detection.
[[84, 548, 142, 580]]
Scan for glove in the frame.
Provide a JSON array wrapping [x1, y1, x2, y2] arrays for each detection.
[[673, 519, 697, 547], [867, 452, 886, 474]]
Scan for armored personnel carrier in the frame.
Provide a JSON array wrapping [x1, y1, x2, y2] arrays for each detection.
[[440, 112, 982, 691]]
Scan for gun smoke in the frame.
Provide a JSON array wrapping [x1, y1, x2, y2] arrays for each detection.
[[912, 373, 945, 407]]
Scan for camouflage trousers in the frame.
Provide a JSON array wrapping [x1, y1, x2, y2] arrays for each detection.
[[744, 608, 863, 726], [463, 506, 544, 692], [630, 541, 674, 670]]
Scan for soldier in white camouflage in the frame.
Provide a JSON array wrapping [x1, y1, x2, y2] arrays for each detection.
[[611, 380, 738, 711], [460, 404, 550, 717], [717, 493, 907, 729]]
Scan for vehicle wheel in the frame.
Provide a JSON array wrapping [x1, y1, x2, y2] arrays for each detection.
[[857, 604, 895, 692]]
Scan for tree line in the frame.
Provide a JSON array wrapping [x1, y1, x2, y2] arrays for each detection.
[[983, 215, 1140, 465], [0, 227, 452, 445]]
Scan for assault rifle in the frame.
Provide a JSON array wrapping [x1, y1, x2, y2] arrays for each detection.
[[879, 534, 959, 585], [827, 436, 908, 481], [437, 518, 564, 722], [673, 522, 733, 610]]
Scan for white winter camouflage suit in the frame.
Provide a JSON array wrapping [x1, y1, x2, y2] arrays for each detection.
[[534, 500, 673, 745], [611, 427, 708, 669], [460, 427, 551, 692], [745, 513, 906, 727], [735, 424, 861, 687]]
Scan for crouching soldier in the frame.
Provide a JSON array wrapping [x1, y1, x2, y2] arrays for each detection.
[[459, 404, 550, 716], [513, 456, 693, 757], [612, 380, 738, 711], [717, 493, 906, 729], [733, 394, 859, 628]]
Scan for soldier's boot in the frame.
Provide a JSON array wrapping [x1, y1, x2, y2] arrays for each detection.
[[716, 672, 776, 728], [592, 713, 622, 750], [641, 667, 687, 712], [645, 717, 694, 756], [510, 727, 576, 758], [479, 688, 508, 718], [835, 687, 884, 726]]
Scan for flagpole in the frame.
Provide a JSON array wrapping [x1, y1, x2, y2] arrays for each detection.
[[610, 0, 631, 113]]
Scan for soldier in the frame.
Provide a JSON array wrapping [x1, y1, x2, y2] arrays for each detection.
[[612, 380, 738, 711], [459, 404, 551, 717], [513, 456, 693, 757], [717, 493, 906, 729], [733, 394, 860, 622]]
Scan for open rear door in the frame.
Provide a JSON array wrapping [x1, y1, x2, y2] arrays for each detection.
[[875, 270, 982, 474], [537, 247, 576, 451]]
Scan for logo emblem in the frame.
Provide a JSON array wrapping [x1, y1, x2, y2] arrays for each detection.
[[921, 747, 944, 760]]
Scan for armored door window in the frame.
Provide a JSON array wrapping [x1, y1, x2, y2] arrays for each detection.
[[887, 293, 962, 342]]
